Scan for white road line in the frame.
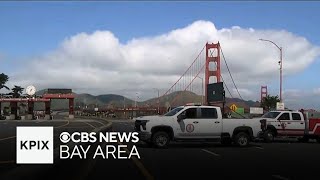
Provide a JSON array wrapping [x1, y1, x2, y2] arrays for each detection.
[[255, 146, 264, 150], [82, 121, 96, 129], [201, 149, 220, 156], [88, 120, 105, 126], [272, 175, 290, 180]]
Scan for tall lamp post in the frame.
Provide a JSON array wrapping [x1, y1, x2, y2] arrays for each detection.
[[196, 75, 204, 104], [153, 88, 160, 114], [259, 38, 283, 102], [135, 92, 139, 108]]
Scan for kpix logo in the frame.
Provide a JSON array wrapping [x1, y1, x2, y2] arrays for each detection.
[[16, 127, 54, 164]]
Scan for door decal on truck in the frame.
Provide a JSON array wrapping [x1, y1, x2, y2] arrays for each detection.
[[186, 124, 194, 133], [281, 122, 287, 129]]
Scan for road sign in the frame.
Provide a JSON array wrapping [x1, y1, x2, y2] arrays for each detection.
[[276, 102, 285, 110], [250, 107, 264, 114], [235, 108, 244, 115], [230, 104, 238, 112]]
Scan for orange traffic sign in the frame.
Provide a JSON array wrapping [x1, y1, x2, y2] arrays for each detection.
[[230, 104, 238, 111]]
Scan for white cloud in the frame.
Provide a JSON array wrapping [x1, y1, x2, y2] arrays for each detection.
[[4, 20, 320, 104], [282, 89, 320, 110], [284, 89, 304, 98], [229, 88, 255, 100], [313, 88, 320, 95]]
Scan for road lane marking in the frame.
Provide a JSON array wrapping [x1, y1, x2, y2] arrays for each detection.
[[202, 149, 220, 156], [55, 120, 70, 128], [254, 146, 264, 150], [272, 175, 290, 180], [92, 120, 105, 126], [118, 142, 154, 180], [61, 126, 94, 129], [0, 136, 16, 141], [82, 121, 96, 129]]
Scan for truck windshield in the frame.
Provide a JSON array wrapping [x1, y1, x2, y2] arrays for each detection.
[[262, 112, 281, 118], [163, 107, 184, 116]]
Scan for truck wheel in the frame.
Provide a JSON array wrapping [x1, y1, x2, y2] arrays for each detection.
[[152, 131, 170, 148], [264, 130, 275, 143], [234, 132, 250, 147]]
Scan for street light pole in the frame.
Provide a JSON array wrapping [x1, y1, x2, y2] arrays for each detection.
[[135, 92, 138, 108], [259, 38, 283, 102], [123, 96, 126, 117], [153, 88, 160, 114]]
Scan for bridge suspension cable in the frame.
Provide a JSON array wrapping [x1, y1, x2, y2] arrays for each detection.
[[160, 44, 207, 107], [220, 45, 244, 101], [160, 42, 245, 110]]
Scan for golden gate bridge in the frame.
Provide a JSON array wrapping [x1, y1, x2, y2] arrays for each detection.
[[85, 41, 247, 118]]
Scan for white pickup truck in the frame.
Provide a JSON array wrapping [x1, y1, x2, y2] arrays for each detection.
[[134, 104, 262, 148], [259, 110, 320, 143]]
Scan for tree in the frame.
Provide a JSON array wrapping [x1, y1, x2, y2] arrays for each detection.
[[10, 85, 24, 119], [10, 85, 24, 98], [260, 95, 280, 111], [0, 73, 9, 91]]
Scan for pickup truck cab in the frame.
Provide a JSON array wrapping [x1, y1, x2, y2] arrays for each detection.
[[259, 110, 320, 143], [134, 104, 262, 148]]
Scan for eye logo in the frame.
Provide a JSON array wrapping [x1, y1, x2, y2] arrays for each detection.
[[60, 132, 71, 143]]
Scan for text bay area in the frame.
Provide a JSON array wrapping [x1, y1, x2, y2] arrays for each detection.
[[60, 144, 140, 159]]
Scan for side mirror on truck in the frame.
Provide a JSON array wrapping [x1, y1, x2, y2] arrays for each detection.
[[260, 119, 267, 131], [177, 114, 186, 122]]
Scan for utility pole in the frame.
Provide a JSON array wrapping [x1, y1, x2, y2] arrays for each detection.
[[153, 88, 160, 114], [135, 92, 139, 108], [259, 38, 283, 102], [158, 90, 160, 114], [123, 96, 126, 118]]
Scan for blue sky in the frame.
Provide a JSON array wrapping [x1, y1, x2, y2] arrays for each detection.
[[1, 2, 319, 56], [0, 1, 319, 107]]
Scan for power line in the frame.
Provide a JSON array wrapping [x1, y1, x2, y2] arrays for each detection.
[[220, 46, 244, 101], [220, 75, 233, 99]]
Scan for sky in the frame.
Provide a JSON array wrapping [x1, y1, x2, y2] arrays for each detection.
[[0, 1, 319, 109]]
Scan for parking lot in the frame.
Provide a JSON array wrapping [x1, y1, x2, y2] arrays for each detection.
[[0, 119, 320, 180]]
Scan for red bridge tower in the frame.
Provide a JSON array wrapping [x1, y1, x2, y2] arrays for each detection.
[[205, 42, 221, 105]]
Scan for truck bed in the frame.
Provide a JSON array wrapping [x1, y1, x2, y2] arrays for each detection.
[[222, 118, 261, 137]]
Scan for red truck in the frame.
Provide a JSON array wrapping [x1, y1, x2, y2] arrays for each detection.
[[259, 110, 320, 143]]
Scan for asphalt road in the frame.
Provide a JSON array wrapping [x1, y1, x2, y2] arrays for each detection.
[[90, 120, 320, 180], [1, 119, 320, 180]]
